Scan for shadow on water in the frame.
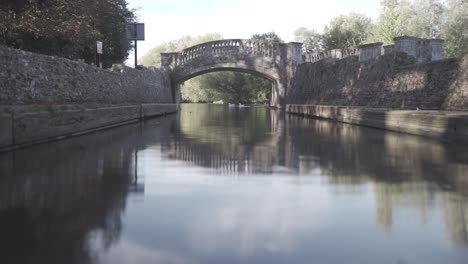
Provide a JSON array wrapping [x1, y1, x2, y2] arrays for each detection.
[[0, 116, 177, 264], [0, 104, 467, 264]]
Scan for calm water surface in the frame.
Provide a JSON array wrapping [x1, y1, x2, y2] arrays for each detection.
[[1, 104, 468, 264]]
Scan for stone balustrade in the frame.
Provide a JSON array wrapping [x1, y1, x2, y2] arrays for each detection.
[[302, 48, 359, 63], [161, 39, 279, 67]]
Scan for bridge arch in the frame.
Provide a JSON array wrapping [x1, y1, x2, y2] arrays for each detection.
[[161, 39, 303, 108]]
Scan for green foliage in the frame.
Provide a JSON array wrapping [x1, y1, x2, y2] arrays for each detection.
[[442, 0, 468, 57], [408, 0, 446, 39], [373, 0, 446, 43], [0, 0, 136, 67], [182, 72, 271, 104], [372, 0, 414, 44], [394, 52, 417, 66], [251, 32, 284, 45], [293, 27, 323, 53], [322, 13, 374, 49], [181, 76, 222, 103]]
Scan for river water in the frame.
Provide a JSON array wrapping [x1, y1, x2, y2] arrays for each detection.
[[0, 104, 467, 264]]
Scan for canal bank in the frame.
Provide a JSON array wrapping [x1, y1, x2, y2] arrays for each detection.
[[286, 104, 468, 143], [0, 103, 177, 152]]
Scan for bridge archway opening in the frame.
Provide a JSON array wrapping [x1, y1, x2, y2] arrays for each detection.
[[179, 69, 273, 104]]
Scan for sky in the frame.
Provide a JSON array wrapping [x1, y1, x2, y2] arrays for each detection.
[[126, 0, 381, 64]]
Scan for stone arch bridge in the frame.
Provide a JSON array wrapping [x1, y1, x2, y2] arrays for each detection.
[[161, 39, 303, 108]]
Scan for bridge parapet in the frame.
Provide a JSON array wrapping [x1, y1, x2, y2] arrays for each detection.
[[161, 39, 281, 68]]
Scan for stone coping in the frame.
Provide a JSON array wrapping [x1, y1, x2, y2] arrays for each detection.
[[358, 42, 383, 48], [286, 104, 468, 143]]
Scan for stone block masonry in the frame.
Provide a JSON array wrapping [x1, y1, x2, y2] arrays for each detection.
[[287, 54, 468, 111], [0, 46, 174, 105], [0, 114, 13, 148], [358, 42, 383, 61]]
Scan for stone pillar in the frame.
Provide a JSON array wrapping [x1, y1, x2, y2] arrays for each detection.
[[286, 42, 304, 65], [161, 52, 180, 67], [272, 42, 303, 109], [358, 42, 383, 61], [172, 83, 181, 107], [394, 36, 419, 58], [429, 39, 444, 61], [383, 45, 395, 55]]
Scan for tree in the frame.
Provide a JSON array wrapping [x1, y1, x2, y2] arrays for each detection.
[[196, 72, 271, 104], [251, 32, 283, 45], [94, 0, 136, 67], [442, 0, 468, 57], [407, 0, 446, 39], [372, 0, 414, 44], [322, 13, 374, 49], [293, 27, 323, 53], [0, 0, 135, 66]]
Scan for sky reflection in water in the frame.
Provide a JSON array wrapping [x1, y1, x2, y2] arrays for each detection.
[[0, 104, 467, 264]]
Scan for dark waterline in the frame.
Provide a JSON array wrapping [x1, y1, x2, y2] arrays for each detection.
[[0, 104, 467, 264]]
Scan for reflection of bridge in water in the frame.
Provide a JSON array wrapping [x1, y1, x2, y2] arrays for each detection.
[[162, 107, 468, 246], [165, 139, 278, 175], [162, 110, 286, 175]]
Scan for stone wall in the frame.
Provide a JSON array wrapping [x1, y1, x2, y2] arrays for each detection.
[[287, 54, 468, 111], [0, 103, 178, 151], [393, 36, 444, 63], [358, 42, 382, 61], [287, 105, 468, 143], [0, 46, 173, 105]]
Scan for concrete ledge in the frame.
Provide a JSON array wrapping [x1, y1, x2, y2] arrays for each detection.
[[142, 104, 178, 118], [0, 114, 13, 148], [0, 103, 178, 152], [13, 105, 141, 145], [286, 104, 468, 143]]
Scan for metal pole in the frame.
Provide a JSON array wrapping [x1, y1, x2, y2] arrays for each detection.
[[134, 22, 138, 68], [134, 39, 137, 68], [95, 42, 98, 66]]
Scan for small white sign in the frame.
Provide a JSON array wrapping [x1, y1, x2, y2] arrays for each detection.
[[96, 41, 103, 54]]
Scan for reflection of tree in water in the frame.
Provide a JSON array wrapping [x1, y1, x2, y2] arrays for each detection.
[[441, 193, 468, 247], [285, 114, 468, 246], [0, 118, 175, 264]]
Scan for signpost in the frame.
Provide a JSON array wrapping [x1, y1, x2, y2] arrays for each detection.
[[96, 41, 103, 68], [127, 22, 145, 68]]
